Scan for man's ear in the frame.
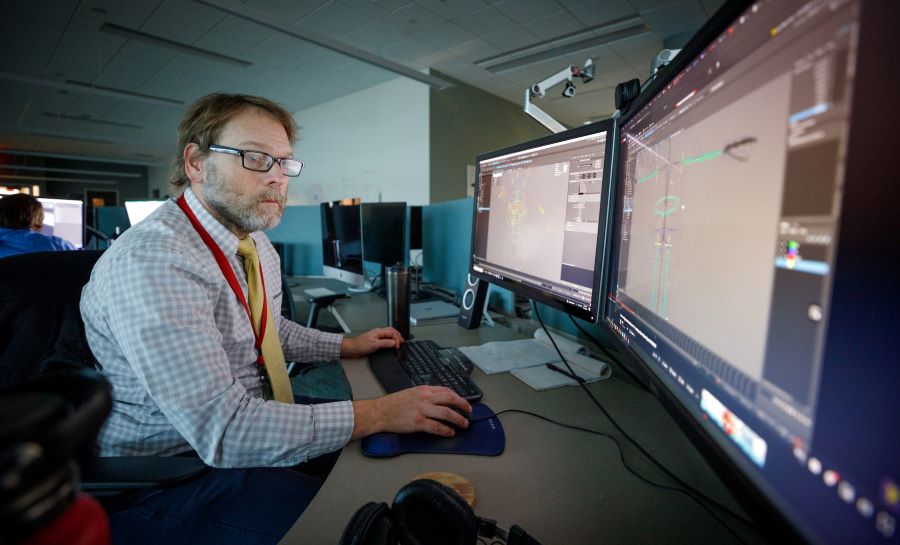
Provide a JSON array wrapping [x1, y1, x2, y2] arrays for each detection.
[[184, 143, 206, 185]]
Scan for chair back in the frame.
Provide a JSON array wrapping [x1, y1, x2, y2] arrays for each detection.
[[0, 250, 104, 389]]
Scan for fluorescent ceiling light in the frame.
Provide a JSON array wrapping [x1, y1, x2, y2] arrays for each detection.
[[0, 173, 116, 185], [0, 71, 184, 108], [41, 111, 144, 130], [0, 163, 142, 178], [192, 0, 454, 90], [99, 22, 252, 68], [476, 16, 649, 73], [0, 148, 159, 166]]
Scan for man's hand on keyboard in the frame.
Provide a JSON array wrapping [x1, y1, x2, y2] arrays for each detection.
[[351, 386, 471, 439], [341, 327, 404, 357]]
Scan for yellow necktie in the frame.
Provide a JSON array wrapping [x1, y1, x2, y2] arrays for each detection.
[[237, 237, 293, 403]]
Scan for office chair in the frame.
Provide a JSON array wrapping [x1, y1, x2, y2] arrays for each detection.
[[0, 250, 207, 502], [1, 371, 111, 545]]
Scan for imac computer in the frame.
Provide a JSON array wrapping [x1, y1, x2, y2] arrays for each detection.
[[604, 1, 897, 543], [361, 202, 406, 269], [124, 200, 165, 227], [320, 199, 365, 287], [37, 197, 84, 249], [468, 119, 617, 323]]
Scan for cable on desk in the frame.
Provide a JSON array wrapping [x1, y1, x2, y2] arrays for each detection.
[[567, 315, 649, 393], [472, 406, 749, 545], [531, 303, 758, 543]]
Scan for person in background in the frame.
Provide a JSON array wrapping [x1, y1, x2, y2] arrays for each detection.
[[0, 193, 75, 258]]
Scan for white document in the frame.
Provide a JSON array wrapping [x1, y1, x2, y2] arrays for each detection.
[[511, 364, 600, 391], [304, 287, 337, 298], [459, 329, 612, 388]]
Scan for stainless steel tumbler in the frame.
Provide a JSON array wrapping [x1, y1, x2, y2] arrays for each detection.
[[385, 265, 410, 339]]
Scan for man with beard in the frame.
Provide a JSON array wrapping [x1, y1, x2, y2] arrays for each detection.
[[80, 94, 470, 545]]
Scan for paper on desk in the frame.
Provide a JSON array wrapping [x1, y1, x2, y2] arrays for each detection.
[[459, 330, 612, 380], [304, 287, 337, 297], [511, 364, 601, 391]]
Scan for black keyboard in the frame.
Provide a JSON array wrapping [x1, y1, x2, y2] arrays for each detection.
[[369, 340, 483, 401]]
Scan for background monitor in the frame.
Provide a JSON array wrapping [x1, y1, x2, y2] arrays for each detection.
[[468, 119, 616, 323], [409, 205, 423, 269], [320, 199, 364, 287], [37, 197, 83, 249], [360, 202, 406, 267], [124, 200, 165, 227], [604, 1, 896, 543]]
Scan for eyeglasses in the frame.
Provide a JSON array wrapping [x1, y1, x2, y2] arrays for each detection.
[[208, 144, 303, 177]]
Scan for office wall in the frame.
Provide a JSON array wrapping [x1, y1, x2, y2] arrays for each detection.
[[147, 164, 172, 199], [428, 71, 550, 203], [287, 77, 430, 206]]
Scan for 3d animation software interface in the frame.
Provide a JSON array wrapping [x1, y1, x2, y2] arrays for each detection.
[[472, 131, 607, 312], [604, 1, 883, 538]]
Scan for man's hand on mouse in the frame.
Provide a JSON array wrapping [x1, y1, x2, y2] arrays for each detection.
[[351, 386, 472, 439]]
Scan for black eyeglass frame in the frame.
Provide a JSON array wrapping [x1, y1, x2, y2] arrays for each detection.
[[207, 144, 303, 177]]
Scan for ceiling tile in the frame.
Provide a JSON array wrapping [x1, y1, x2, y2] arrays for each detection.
[[566, 0, 637, 27], [416, 0, 488, 20], [141, 1, 225, 44], [243, 0, 322, 21], [448, 38, 502, 63], [416, 23, 477, 50], [383, 37, 442, 64], [482, 27, 541, 52], [454, 6, 516, 36], [339, 0, 412, 18], [346, 21, 408, 52], [299, 2, 372, 35], [523, 10, 586, 40], [383, 3, 444, 34], [492, 0, 559, 24]]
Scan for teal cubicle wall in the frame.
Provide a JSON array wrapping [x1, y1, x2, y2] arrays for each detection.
[[95, 206, 130, 241], [266, 205, 322, 276]]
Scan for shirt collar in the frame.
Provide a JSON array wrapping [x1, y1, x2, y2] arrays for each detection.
[[183, 187, 241, 257]]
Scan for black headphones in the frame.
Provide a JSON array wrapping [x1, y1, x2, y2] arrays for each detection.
[[340, 479, 543, 545]]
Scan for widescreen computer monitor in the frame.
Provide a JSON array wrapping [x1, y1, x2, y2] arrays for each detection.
[[604, 1, 896, 543], [360, 202, 406, 268], [468, 119, 616, 323], [37, 197, 83, 249], [124, 200, 165, 227], [320, 199, 365, 287]]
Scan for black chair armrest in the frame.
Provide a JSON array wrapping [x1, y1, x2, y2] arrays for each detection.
[[81, 456, 209, 495]]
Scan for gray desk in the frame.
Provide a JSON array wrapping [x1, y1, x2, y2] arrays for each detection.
[[282, 279, 766, 544]]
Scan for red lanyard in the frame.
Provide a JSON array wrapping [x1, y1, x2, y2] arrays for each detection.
[[177, 194, 269, 366]]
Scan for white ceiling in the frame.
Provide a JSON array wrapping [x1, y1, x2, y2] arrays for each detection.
[[0, 0, 725, 165]]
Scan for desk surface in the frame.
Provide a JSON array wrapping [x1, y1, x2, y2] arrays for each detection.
[[282, 279, 766, 544]]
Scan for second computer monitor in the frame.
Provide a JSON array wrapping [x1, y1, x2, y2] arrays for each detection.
[[361, 202, 406, 267], [468, 119, 616, 323], [124, 200, 165, 227], [321, 199, 365, 286], [37, 197, 84, 249]]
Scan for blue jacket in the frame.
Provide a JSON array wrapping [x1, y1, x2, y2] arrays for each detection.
[[0, 227, 76, 258]]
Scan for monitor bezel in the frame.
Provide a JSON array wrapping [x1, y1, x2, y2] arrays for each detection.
[[467, 118, 617, 324], [601, 0, 872, 542]]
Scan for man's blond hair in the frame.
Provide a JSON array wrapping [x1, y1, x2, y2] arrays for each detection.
[[170, 93, 298, 194]]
